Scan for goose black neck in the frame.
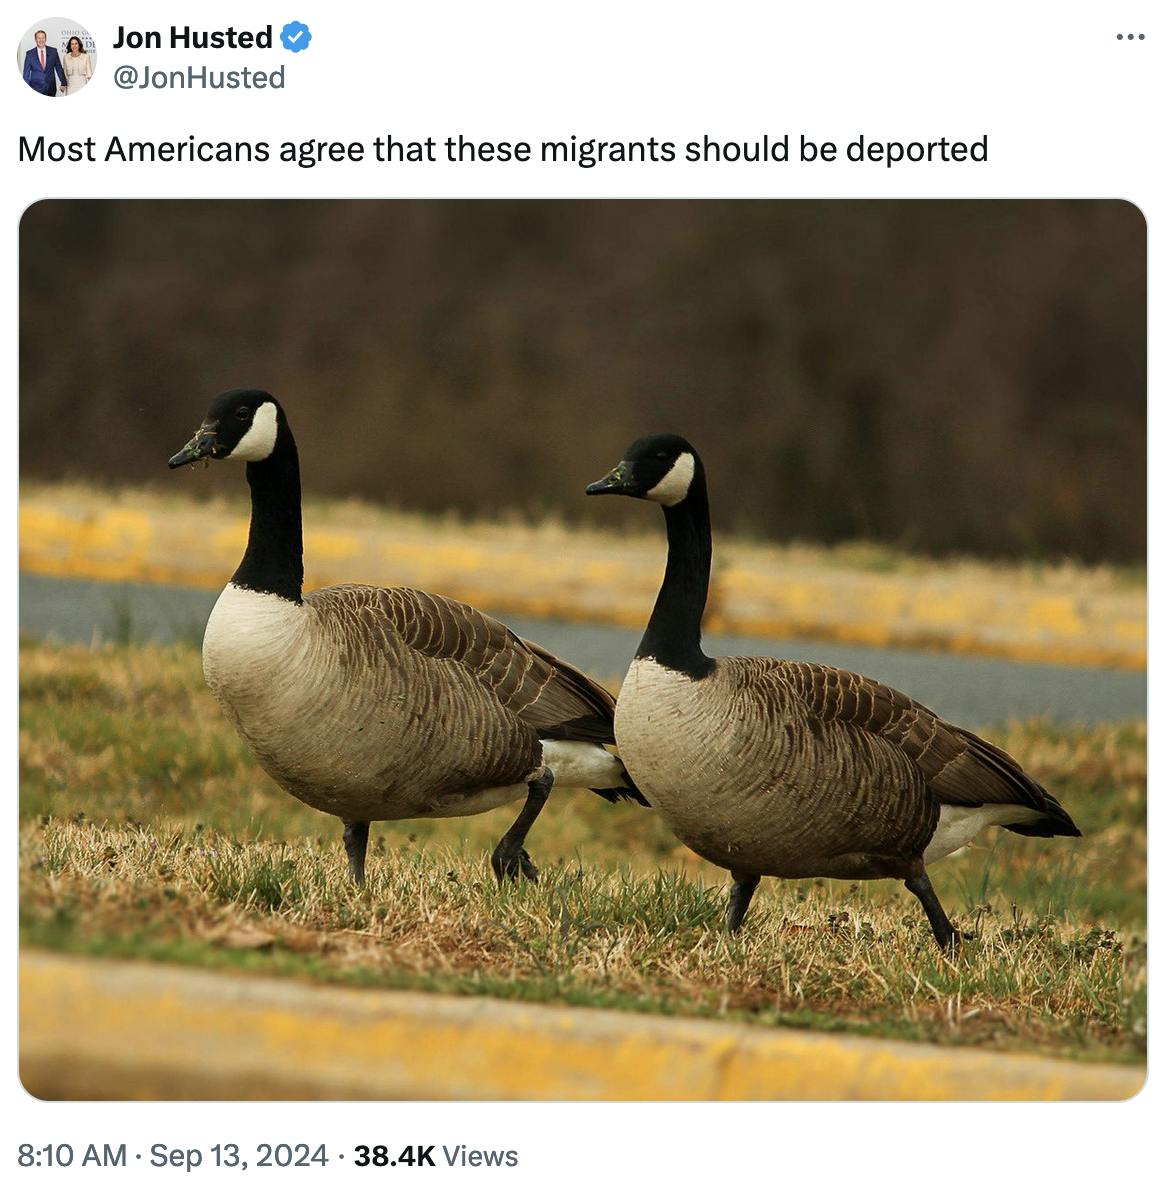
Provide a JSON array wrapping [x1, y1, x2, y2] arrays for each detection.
[[231, 429, 303, 604], [637, 475, 713, 678]]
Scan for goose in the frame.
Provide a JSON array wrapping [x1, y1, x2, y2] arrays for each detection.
[[168, 389, 645, 886], [586, 434, 1080, 952]]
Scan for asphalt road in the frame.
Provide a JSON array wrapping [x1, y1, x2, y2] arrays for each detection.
[[20, 573, 1145, 727]]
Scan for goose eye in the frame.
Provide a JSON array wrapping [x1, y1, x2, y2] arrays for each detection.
[[236, 407, 251, 422], [656, 450, 669, 460]]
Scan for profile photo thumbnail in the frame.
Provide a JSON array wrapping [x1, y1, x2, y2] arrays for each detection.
[[17, 17, 96, 97]]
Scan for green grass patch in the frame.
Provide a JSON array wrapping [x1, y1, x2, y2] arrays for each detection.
[[19, 640, 1146, 1062]]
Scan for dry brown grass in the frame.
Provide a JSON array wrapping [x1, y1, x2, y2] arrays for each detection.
[[19, 640, 1146, 1060], [22, 820, 1144, 1060], [22, 479, 1146, 591]]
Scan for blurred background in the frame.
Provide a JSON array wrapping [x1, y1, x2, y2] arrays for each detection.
[[20, 199, 1145, 563]]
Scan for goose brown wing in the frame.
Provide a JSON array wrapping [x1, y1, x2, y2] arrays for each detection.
[[771, 661, 1066, 819], [515, 637, 619, 742], [309, 585, 616, 743], [512, 638, 646, 805]]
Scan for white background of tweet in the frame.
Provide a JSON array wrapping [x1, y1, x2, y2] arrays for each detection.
[[2, 0, 1161, 1191]]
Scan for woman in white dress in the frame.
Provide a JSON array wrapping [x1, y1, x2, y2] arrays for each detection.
[[61, 37, 93, 94]]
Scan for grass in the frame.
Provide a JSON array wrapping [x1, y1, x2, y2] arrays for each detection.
[[22, 482, 1145, 670], [19, 640, 1146, 1062], [23, 478, 1146, 590]]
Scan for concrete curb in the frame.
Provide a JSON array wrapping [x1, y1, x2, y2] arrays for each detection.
[[18, 495, 1146, 670], [20, 951, 1144, 1101]]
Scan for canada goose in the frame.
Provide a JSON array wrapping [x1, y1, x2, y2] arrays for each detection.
[[168, 389, 645, 885], [586, 434, 1080, 952]]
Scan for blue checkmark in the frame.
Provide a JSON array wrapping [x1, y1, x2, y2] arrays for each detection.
[[280, 21, 312, 52]]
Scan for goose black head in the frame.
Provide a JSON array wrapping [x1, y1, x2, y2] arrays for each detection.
[[586, 433, 699, 506], [168, 389, 285, 469]]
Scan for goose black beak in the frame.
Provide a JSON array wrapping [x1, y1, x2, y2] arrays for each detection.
[[585, 462, 636, 496], [168, 426, 218, 469]]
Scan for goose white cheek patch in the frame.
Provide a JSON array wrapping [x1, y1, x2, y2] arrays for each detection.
[[646, 452, 695, 506], [227, 401, 279, 461]]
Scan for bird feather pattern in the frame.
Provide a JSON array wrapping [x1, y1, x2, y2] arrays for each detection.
[[774, 660, 1074, 828], [616, 655, 1074, 880], [312, 585, 619, 742]]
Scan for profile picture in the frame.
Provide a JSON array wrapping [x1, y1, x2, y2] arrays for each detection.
[[17, 17, 95, 97]]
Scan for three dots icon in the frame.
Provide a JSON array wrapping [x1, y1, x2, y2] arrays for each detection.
[[1116, 33, 1146, 40]]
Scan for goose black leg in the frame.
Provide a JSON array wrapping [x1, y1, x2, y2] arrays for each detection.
[[905, 867, 961, 954], [491, 767, 553, 884], [343, 819, 370, 886], [726, 870, 760, 933]]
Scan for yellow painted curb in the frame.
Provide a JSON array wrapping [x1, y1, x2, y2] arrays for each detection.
[[18, 495, 1146, 670], [20, 951, 1144, 1101]]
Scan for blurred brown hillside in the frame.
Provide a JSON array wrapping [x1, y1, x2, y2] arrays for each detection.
[[20, 200, 1145, 562]]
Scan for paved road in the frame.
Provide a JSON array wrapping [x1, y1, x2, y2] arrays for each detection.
[[20, 574, 1145, 727]]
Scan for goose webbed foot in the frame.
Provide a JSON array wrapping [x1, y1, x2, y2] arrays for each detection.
[[904, 867, 962, 956], [491, 844, 540, 883], [726, 871, 760, 933], [490, 766, 553, 886], [343, 819, 370, 886]]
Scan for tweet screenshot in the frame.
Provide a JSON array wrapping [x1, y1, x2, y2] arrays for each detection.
[[4, 1, 1160, 1190]]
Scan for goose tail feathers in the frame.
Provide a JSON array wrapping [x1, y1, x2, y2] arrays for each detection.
[[1003, 793, 1082, 838], [593, 762, 650, 808]]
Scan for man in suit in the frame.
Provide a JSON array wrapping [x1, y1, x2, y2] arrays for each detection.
[[23, 30, 67, 96]]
